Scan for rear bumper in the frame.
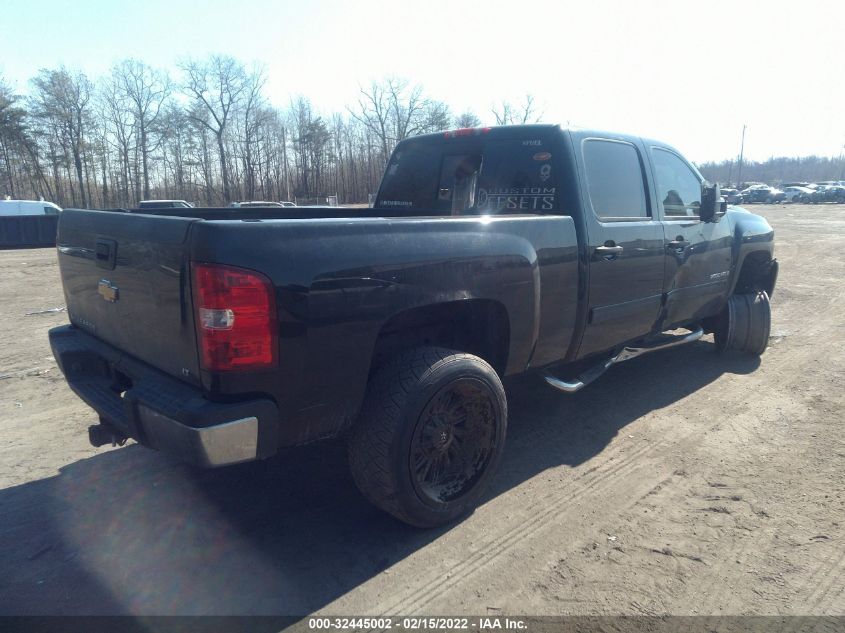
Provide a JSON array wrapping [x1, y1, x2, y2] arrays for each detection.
[[49, 325, 280, 467]]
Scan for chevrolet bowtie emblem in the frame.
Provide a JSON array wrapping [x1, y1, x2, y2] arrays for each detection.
[[98, 279, 119, 303]]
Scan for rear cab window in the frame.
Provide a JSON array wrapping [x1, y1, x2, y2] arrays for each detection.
[[376, 132, 561, 215], [581, 139, 650, 220]]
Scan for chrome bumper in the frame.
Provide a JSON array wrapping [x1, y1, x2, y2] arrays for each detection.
[[139, 406, 259, 467]]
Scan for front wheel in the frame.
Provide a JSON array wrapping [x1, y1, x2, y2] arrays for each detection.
[[713, 291, 771, 355], [349, 347, 507, 527]]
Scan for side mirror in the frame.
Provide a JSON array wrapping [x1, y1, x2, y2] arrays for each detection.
[[700, 182, 720, 222]]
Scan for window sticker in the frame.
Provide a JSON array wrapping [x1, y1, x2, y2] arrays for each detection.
[[380, 200, 413, 207], [533, 152, 552, 161], [539, 164, 551, 182], [478, 187, 556, 211], [522, 140, 542, 146]]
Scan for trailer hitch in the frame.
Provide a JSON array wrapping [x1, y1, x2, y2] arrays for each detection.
[[88, 420, 128, 448]]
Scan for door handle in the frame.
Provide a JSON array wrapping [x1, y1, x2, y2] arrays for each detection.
[[595, 245, 624, 260], [668, 239, 690, 250]]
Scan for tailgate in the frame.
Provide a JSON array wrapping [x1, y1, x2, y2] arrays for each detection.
[[56, 209, 203, 386]]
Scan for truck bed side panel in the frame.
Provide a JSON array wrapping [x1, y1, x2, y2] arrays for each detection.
[[189, 214, 579, 445]]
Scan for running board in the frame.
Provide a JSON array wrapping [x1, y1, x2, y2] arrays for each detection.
[[543, 326, 704, 393]]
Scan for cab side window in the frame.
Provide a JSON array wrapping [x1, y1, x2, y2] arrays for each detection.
[[651, 148, 701, 217], [582, 139, 649, 220]]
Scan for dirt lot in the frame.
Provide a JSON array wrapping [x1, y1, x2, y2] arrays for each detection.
[[0, 204, 843, 616]]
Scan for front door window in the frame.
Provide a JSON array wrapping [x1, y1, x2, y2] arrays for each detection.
[[651, 148, 701, 218]]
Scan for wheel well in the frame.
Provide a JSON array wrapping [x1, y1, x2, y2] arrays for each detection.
[[369, 300, 510, 377], [734, 251, 773, 295]]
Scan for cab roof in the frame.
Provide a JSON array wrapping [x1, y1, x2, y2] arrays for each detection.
[[403, 124, 681, 154]]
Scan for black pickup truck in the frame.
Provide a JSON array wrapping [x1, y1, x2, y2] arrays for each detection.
[[49, 124, 777, 527]]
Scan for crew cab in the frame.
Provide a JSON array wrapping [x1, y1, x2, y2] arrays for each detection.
[[49, 125, 777, 527]]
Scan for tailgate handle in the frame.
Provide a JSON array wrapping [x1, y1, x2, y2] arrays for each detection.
[[95, 238, 117, 270]]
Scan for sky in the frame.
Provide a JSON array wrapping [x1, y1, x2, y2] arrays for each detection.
[[3, 0, 844, 163]]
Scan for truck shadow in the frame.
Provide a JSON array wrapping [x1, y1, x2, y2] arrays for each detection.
[[1, 341, 759, 615]]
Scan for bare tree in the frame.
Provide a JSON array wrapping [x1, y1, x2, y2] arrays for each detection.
[[238, 65, 268, 200], [114, 60, 170, 201], [180, 55, 248, 203], [158, 103, 195, 201], [386, 78, 427, 141], [349, 80, 392, 163], [0, 77, 52, 200], [100, 71, 135, 203], [350, 76, 450, 173], [289, 97, 331, 198], [454, 110, 482, 128], [30, 68, 93, 207], [419, 100, 452, 134], [0, 77, 28, 197], [492, 94, 542, 125]]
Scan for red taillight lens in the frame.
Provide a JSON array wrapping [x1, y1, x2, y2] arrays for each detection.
[[192, 263, 277, 372]]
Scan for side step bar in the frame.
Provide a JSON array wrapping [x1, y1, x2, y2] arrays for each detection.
[[543, 326, 704, 393]]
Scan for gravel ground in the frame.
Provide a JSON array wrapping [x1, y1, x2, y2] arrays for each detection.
[[0, 204, 843, 616]]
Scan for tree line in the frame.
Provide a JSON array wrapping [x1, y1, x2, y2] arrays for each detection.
[[6, 54, 837, 209], [698, 155, 845, 187], [0, 56, 541, 208]]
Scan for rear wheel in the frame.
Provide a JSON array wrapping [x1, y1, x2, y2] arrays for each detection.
[[713, 291, 771, 355], [348, 347, 507, 527]]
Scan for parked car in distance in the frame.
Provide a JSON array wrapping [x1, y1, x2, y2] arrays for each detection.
[[820, 185, 845, 203], [279, 201, 296, 207], [766, 188, 786, 203], [0, 200, 62, 216], [229, 201, 287, 208], [739, 184, 767, 192], [138, 200, 193, 210], [743, 186, 786, 204], [807, 186, 827, 203], [720, 188, 743, 204], [806, 185, 845, 203], [783, 186, 815, 203]]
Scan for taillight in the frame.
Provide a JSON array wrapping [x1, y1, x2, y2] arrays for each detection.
[[192, 263, 277, 372]]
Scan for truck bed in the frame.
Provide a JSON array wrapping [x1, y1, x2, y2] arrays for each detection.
[[55, 207, 580, 448]]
